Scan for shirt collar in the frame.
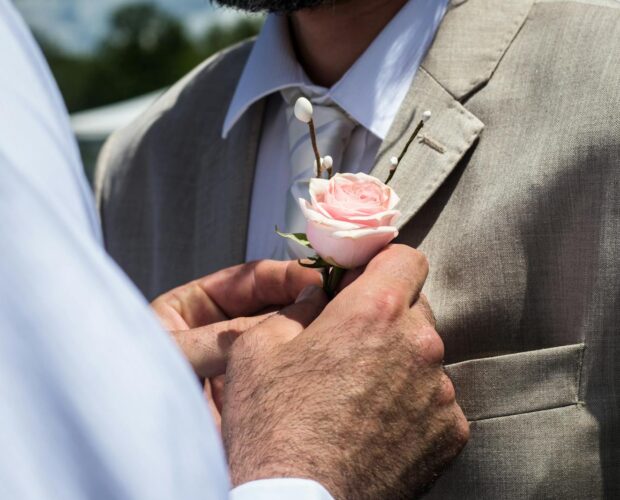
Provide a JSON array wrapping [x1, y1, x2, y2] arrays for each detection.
[[222, 0, 449, 140]]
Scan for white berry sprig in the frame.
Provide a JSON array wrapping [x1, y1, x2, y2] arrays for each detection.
[[386, 110, 432, 184], [294, 97, 326, 178]]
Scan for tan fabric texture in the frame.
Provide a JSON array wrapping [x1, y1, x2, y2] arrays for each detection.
[[95, 0, 620, 497]]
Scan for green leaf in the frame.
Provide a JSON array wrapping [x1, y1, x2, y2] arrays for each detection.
[[297, 256, 331, 269], [275, 226, 312, 249]]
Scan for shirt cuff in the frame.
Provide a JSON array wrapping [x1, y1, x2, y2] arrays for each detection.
[[230, 478, 334, 500]]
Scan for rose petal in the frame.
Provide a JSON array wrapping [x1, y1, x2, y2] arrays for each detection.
[[309, 178, 334, 219], [318, 207, 401, 228], [300, 173, 401, 267], [299, 199, 363, 231], [308, 178, 330, 200], [388, 191, 400, 210], [306, 221, 399, 269]]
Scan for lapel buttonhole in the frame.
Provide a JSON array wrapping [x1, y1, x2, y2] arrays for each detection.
[[419, 134, 447, 154]]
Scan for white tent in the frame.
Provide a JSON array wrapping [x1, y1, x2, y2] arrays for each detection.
[[71, 89, 164, 142], [70, 90, 164, 180]]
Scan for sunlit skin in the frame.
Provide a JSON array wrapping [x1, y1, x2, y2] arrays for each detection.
[[151, 260, 321, 430], [216, 0, 409, 87], [290, 0, 408, 86]]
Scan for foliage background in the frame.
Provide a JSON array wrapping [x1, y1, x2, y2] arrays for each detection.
[[13, 1, 263, 180], [28, 3, 262, 113]]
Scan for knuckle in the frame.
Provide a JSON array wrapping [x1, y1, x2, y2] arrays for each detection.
[[416, 293, 437, 327], [228, 328, 258, 361], [227, 315, 247, 335], [411, 325, 445, 364], [361, 287, 405, 322], [409, 248, 429, 276], [418, 250, 430, 273], [436, 372, 456, 405], [253, 261, 281, 301], [453, 409, 471, 447]]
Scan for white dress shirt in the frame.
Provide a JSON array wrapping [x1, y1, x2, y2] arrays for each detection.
[[0, 1, 331, 498], [223, 0, 449, 261]]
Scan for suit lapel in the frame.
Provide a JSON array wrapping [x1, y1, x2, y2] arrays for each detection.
[[371, 0, 534, 230], [370, 68, 484, 230], [194, 0, 536, 271], [423, 0, 535, 100]]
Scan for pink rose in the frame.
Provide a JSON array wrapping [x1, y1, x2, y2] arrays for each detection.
[[299, 173, 401, 269]]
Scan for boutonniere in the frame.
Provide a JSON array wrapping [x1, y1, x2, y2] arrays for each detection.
[[278, 97, 431, 296]]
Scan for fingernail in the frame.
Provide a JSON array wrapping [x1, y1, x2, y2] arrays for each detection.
[[296, 285, 321, 303]]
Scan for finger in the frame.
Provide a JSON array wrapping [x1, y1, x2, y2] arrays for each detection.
[[210, 375, 226, 415], [152, 281, 228, 330], [203, 380, 221, 434], [247, 285, 328, 348], [339, 244, 429, 309], [173, 313, 272, 378], [338, 267, 363, 292], [152, 261, 321, 330], [197, 260, 323, 319]]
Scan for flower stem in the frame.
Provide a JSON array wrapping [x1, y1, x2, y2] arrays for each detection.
[[308, 119, 322, 177], [321, 267, 331, 294], [323, 266, 346, 298], [385, 118, 425, 184]]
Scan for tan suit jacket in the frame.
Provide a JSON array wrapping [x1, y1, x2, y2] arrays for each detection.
[[96, 0, 620, 497]]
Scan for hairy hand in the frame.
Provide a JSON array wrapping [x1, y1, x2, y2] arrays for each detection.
[[151, 260, 321, 425], [223, 245, 469, 499]]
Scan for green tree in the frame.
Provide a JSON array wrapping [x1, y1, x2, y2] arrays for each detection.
[[88, 4, 199, 106], [36, 3, 263, 113], [197, 17, 263, 59]]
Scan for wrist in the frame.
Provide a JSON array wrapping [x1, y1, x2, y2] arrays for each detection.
[[229, 448, 344, 498], [230, 478, 334, 500]]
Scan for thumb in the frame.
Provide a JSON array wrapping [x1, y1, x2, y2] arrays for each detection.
[[249, 285, 328, 348]]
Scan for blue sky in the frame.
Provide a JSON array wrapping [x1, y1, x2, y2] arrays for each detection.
[[13, 0, 249, 53]]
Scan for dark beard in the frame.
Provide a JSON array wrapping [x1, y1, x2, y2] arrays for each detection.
[[213, 0, 336, 13]]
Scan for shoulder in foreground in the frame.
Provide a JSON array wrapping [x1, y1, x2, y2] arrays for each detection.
[[95, 39, 254, 189]]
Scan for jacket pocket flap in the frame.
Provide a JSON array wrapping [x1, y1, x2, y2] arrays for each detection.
[[445, 343, 585, 421]]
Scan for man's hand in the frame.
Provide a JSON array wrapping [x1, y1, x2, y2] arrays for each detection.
[[152, 260, 321, 376], [223, 245, 469, 499], [151, 260, 321, 424]]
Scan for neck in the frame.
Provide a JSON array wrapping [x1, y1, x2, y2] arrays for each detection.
[[289, 0, 408, 87]]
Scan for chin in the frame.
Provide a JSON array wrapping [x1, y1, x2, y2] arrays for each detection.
[[213, 0, 338, 14]]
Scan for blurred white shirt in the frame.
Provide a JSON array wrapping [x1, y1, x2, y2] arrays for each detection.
[[0, 1, 331, 498], [223, 0, 449, 261]]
